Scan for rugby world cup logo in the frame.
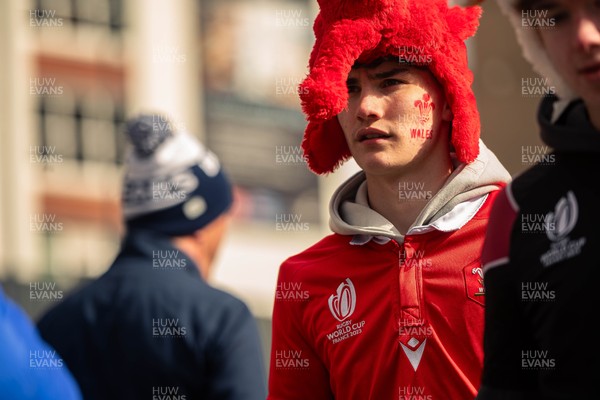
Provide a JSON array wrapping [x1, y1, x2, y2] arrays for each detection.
[[328, 278, 356, 322], [545, 191, 578, 242]]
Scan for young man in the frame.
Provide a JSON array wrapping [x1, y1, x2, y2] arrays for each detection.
[[478, 1, 600, 398], [37, 114, 267, 399], [268, 0, 510, 399]]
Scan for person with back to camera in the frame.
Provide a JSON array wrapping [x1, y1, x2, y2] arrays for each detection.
[[37, 113, 267, 400]]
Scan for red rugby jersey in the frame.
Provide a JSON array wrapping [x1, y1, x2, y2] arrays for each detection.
[[268, 191, 500, 400]]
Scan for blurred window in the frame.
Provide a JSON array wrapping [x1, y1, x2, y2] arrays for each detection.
[[37, 94, 125, 166]]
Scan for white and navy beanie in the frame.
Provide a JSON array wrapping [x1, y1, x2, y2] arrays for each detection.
[[122, 113, 233, 236]]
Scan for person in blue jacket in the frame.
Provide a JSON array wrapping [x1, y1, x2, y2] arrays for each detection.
[[0, 285, 82, 399], [36, 113, 267, 399]]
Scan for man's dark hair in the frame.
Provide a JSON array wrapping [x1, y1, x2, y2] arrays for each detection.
[[352, 55, 429, 70], [515, 0, 547, 12]]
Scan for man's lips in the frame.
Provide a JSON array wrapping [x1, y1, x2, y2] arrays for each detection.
[[579, 62, 600, 77], [356, 127, 392, 142]]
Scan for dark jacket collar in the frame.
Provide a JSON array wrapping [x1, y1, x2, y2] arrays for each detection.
[[539, 95, 600, 153], [114, 229, 201, 278]]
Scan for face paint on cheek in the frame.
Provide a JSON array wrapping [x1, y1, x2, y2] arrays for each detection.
[[414, 93, 435, 125], [409, 93, 434, 140]]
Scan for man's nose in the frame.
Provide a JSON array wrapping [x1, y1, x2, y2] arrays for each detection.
[[573, 14, 600, 53], [356, 90, 384, 121]]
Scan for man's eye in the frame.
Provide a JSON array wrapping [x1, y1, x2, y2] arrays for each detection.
[[381, 79, 402, 88], [347, 85, 360, 94], [551, 12, 568, 23], [546, 9, 569, 24]]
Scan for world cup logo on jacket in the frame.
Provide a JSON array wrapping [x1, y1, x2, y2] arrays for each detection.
[[545, 191, 578, 242], [328, 279, 356, 322], [540, 191, 586, 268]]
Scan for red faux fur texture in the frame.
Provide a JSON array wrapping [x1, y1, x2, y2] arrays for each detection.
[[299, 0, 483, 175], [302, 120, 351, 174]]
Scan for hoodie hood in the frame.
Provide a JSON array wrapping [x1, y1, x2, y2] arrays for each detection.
[[497, 0, 579, 122], [539, 95, 600, 153], [329, 140, 510, 243], [497, 0, 577, 103]]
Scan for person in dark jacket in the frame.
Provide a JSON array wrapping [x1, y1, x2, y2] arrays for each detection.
[[478, 1, 600, 398], [37, 114, 267, 400], [0, 285, 82, 399]]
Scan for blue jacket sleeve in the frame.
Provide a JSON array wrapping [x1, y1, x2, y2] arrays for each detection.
[[0, 288, 82, 400]]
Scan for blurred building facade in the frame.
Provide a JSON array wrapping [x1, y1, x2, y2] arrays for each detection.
[[0, 0, 547, 371]]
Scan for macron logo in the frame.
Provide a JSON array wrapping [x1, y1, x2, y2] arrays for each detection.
[[400, 337, 427, 371]]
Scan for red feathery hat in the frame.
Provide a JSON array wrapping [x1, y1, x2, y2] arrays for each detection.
[[300, 0, 483, 174]]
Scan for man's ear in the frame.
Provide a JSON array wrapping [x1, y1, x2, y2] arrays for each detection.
[[190, 228, 204, 245], [442, 101, 453, 122]]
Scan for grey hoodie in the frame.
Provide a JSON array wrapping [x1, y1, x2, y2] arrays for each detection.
[[329, 140, 511, 243]]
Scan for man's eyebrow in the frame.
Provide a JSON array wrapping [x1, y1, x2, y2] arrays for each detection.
[[370, 67, 408, 80], [345, 67, 409, 85]]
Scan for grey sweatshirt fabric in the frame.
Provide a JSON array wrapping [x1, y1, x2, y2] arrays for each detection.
[[329, 140, 511, 242]]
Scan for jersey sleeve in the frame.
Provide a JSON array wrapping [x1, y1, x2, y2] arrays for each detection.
[[268, 262, 333, 400], [481, 186, 519, 273], [477, 186, 534, 399]]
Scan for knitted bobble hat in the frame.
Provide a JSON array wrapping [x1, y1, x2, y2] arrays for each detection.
[[300, 0, 483, 174], [122, 113, 233, 236]]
